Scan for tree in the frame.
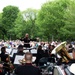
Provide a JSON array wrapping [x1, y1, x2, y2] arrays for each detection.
[[22, 8, 38, 38], [0, 13, 4, 39], [59, 0, 75, 41], [14, 12, 25, 38], [36, 0, 67, 41], [2, 5, 19, 39]]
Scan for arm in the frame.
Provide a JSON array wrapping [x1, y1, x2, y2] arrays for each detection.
[[38, 68, 42, 75], [20, 38, 24, 41], [30, 38, 37, 41]]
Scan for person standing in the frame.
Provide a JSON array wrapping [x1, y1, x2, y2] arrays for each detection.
[[20, 33, 37, 48]]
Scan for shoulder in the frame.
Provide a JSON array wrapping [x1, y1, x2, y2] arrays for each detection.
[[31, 65, 40, 70], [15, 65, 24, 71], [32, 65, 42, 74], [15, 65, 22, 74]]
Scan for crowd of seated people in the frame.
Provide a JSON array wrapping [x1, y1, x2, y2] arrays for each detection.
[[0, 35, 75, 75]]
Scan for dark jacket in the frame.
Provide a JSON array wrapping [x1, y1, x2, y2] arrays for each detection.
[[35, 49, 44, 66], [15, 63, 42, 75], [0, 53, 9, 62], [20, 38, 36, 48], [0, 53, 10, 72]]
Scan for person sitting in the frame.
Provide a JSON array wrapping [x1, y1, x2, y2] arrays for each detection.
[[15, 52, 42, 75], [35, 45, 45, 66], [0, 47, 9, 62], [12, 45, 25, 63], [0, 47, 10, 75]]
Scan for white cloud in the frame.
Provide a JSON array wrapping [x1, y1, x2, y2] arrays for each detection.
[[0, 0, 47, 12]]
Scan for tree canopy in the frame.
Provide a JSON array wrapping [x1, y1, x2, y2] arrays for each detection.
[[2, 5, 19, 39], [0, 0, 75, 41], [36, 0, 75, 41]]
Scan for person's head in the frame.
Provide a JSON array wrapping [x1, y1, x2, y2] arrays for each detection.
[[25, 33, 29, 38], [72, 48, 75, 59], [51, 45, 55, 50], [48, 44, 51, 49], [1, 46, 6, 53], [38, 45, 42, 50], [25, 52, 32, 63], [17, 45, 23, 52]]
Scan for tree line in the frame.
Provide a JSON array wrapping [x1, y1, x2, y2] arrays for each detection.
[[0, 0, 75, 41]]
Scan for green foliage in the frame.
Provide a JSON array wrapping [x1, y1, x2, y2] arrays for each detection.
[[14, 12, 25, 38], [0, 13, 3, 37], [22, 8, 38, 38], [0, 0, 75, 41], [2, 5, 19, 39], [36, 0, 75, 41], [59, 0, 75, 40]]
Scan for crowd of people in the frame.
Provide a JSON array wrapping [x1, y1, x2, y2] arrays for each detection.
[[0, 33, 75, 75]]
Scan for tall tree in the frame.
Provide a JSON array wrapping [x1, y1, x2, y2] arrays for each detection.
[[22, 8, 38, 38], [0, 13, 4, 39], [14, 12, 25, 38], [60, 0, 75, 41], [2, 5, 19, 39], [36, 0, 74, 41]]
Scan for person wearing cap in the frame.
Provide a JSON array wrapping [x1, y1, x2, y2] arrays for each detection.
[[15, 52, 42, 75]]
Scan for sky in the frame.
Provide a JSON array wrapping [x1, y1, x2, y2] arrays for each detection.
[[0, 0, 48, 12]]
